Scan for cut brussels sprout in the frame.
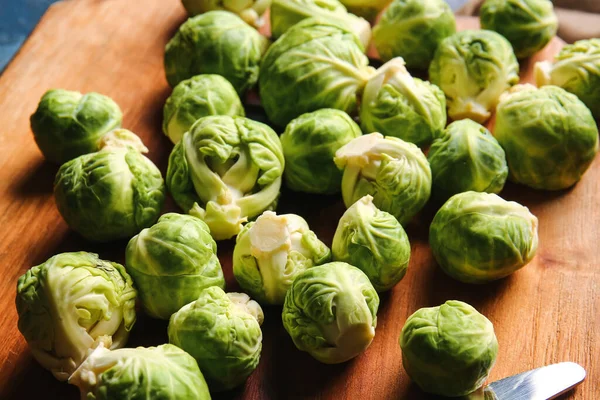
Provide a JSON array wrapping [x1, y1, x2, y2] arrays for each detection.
[[400, 300, 498, 397], [30, 89, 123, 164], [16, 252, 136, 381], [164, 11, 269, 93], [428, 119, 507, 203], [181, 0, 271, 27], [429, 30, 519, 123], [125, 213, 225, 320], [480, 0, 557, 59], [332, 195, 410, 292], [360, 58, 446, 147], [430, 191, 538, 283], [495, 84, 599, 190], [259, 18, 375, 127], [281, 108, 362, 194], [166, 115, 284, 240], [282, 261, 379, 363], [69, 343, 211, 399], [373, 0, 456, 70], [168, 287, 264, 391], [163, 74, 245, 144], [334, 133, 431, 225], [338, 0, 391, 21], [535, 38, 600, 119]]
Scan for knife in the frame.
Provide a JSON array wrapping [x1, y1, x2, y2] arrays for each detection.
[[463, 362, 587, 400]]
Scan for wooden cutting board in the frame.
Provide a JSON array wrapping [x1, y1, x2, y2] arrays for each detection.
[[0, 1, 597, 399]]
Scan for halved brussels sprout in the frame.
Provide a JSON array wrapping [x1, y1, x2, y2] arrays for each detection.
[[16, 252, 136, 381], [429, 30, 519, 123], [166, 115, 284, 240], [428, 119, 508, 203], [400, 300, 498, 397], [429, 191, 538, 283], [282, 261, 379, 363], [164, 11, 269, 93], [535, 38, 600, 119], [181, 0, 271, 27], [69, 343, 211, 399], [233, 211, 331, 305], [332, 195, 410, 292], [281, 108, 362, 194], [480, 0, 557, 59], [360, 58, 446, 147], [125, 213, 225, 320], [30, 89, 122, 164], [495, 85, 599, 190], [334, 133, 431, 225], [163, 74, 245, 144], [373, 0, 456, 70], [168, 287, 264, 391], [259, 18, 375, 127], [338, 0, 391, 21]]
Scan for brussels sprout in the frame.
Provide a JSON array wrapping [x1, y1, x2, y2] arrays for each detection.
[[166, 115, 284, 240], [373, 0, 456, 70], [480, 0, 557, 59], [259, 18, 375, 127], [360, 58, 446, 147], [332, 195, 410, 292], [535, 39, 600, 120], [495, 85, 599, 190], [168, 286, 264, 391], [334, 133, 431, 225], [69, 343, 211, 399], [16, 252, 136, 381], [125, 213, 225, 319], [181, 0, 271, 27], [429, 30, 519, 123], [282, 261, 379, 363], [428, 119, 508, 203], [233, 211, 331, 305], [338, 0, 390, 21], [30, 89, 122, 164], [163, 74, 245, 144], [400, 300, 498, 397], [281, 108, 362, 194], [270, 0, 371, 49], [164, 11, 269, 93], [430, 191, 538, 283]]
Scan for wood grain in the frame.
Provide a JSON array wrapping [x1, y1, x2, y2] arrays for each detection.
[[0, 1, 597, 399]]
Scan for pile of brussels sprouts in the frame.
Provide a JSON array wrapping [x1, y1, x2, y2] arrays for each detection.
[[17, 0, 599, 398]]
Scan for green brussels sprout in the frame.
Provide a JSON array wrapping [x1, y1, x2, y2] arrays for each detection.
[[480, 0, 557, 59], [233, 211, 331, 305], [69, 343, 211, 399], [16, 252, 136, 381], [168, 286, 264, 391], [332, 195, 410, 292], [334, 133, 431, 225], [428, 119, 508, 203], [495, 84, 599, 190], [54, 142, 166, 242], [259, 18, 375, 127], [360, 58, 446, 147], [281, 108, 362, 194], [429, 30, 519, 123], [535, 39, 600, 120], [338, 0, 391, 21], [181, 0, 271, 27], [163, 74, 245, 144], [282, 261, 379, 363], [270, 0, 372, 49], [430, 191, 538, 283], [125, 213, 225, 320], [30, 89, 122, 164], [373, 0, 456, 70], [400, 300, 498, 397], [166, 115, 284, 240], [164, 11, 269, 93]]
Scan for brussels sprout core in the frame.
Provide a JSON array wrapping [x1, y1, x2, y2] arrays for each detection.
[[97, 129, 149, 153], [228, 292, 265, 325]]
